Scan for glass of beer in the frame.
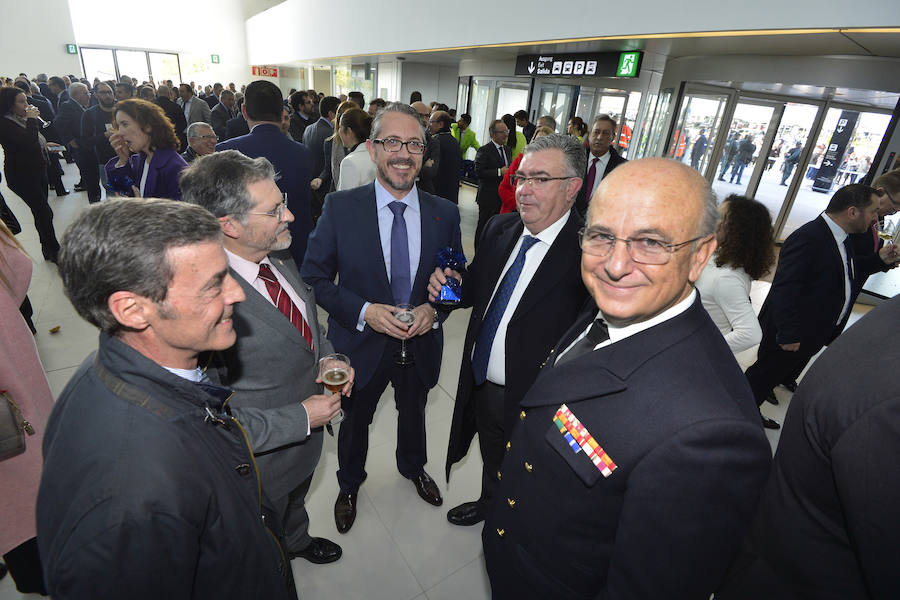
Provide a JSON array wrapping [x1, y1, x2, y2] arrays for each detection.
[[318, 353, 349, 429]]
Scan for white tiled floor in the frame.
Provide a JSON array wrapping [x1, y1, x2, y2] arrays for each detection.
[[0, 161, 874, 598]]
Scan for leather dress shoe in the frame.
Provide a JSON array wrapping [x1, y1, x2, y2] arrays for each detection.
[[289, 537, 342, 564], [411, 471, 443, 506], [56, 188, 70, 197], [74, 183, 86, 192], [447, 500, 485, 526], [761, 414, 781, 430], [334, 491, 357, 534], [781, 379, 799, 393], [764, 391, 779, 406]]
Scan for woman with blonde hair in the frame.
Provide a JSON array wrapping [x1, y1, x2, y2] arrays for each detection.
[[336, 108, 375, 191], [0, 221, 54, 594], [105, 98, 188, 200]]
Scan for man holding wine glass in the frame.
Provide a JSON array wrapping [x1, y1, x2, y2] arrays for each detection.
[[181, 150, 347, 566], [301, 102, 463, 534]]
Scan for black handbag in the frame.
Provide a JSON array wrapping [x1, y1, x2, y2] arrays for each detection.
[[0, 389, 35, 461]]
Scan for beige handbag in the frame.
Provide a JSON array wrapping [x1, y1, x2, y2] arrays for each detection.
[[0, 390, 35, 461]]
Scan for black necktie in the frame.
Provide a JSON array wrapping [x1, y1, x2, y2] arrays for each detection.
[[556, 318, 609, 366], [842, 236, 855, 284]]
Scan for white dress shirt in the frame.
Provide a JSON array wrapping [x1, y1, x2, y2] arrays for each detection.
[[586, 150, 611, 200], [821, 213, 853, 323], [482, 210, 570, 385], [493, 141, 508, 176], [557, 289, 697, 362]]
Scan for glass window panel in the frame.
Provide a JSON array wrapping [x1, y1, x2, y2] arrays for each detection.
[[115, 49, 150, 84], [81, 48, 116, 84], [470, 78, 494, 146], [620, 91, 642, 157], [575, 87, 596, 122], [710, 102, 774, 199], [456, 77, 469, 114], [634, 88, 672, 159], [148, 52, 181, 85]]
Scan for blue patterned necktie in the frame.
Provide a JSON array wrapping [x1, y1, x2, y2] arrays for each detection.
[[471, 235, 539, 385], [389, 201, 411, 305]]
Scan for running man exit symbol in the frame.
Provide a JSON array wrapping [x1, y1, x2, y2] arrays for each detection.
[[617, 52, 639, 77]]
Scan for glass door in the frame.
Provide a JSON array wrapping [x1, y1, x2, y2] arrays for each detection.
[[81, 48, 117, 83], [533, 83, 577, 133], [667, 89, 732, 177], [711, 101, 776, 201], [779, 107, 893, 239]]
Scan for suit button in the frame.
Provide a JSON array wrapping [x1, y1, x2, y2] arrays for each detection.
[[496, 528, 505, 538], [505, 441, 511, 452], [524, 461, 533, 473], [519, 410, 526, 421], [497, 470, 502, 480], [235, 463, 251, 475], [507, 498, 516, 508]]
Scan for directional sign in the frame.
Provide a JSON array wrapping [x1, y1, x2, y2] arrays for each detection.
[[515, 51, 642, 78], [65, 44, 78, 55], [813, 110, 859, 193], [211, 54, 220, 64]]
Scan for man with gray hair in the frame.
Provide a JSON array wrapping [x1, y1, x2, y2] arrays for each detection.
[[574, 113, 628, 216], [474, 118, 512, 246], [36, 198, 301, 599], [482, 158, 771, 599], [181, 150, 345, 565], [429, 134, 590, 527], [52, 82, 92, 193], [181, 122, 217, 163]]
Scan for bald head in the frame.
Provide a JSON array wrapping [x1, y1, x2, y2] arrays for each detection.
[[411, 101, 430, 128]]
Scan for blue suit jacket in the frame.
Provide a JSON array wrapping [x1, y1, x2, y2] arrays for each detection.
[[217, 124, 313, 267], [300, 183, 463, 390]]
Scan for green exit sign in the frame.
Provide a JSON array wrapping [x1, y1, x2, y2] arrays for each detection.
[[211, 54, 220, 64], [65, 44, 78, 55], [617, 52, 640, 77]]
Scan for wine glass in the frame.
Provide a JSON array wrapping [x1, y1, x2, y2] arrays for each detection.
[[394, 303, 416, 366], [318, 353, 350, 435]]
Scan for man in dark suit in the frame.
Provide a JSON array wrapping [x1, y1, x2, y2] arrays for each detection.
[[744, 184, 894, 424], [80, 82, 117, 203], [717, 295, 900, 600], [224, 109, 250, 140], [52, 82, 92, 194], [182, 150, 345, 565], [514, 110, 535, 144], [426, 110, 462, 204], [177, 83, 212, 133], [288, 91, 314, 142], [303, 95, 340, 220], [483, 157, 771, 599], [474, 119, 512, 246], [430, 134, 589, 527], [217, 80, 314, 268], [205, 83, 224, 110], [574, 114, 627, 216], [154, 85, 187, 151], [411, 102, 440, 194], [301, 102, 463, 534], [209, 89, 236, 141]]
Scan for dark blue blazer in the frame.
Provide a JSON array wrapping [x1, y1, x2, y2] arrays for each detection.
[[300, 183, 463, 390], [217, 123, 313, 267]]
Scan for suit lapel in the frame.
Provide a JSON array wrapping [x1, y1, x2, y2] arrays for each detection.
[[360, 184, 393, 296], [230, 266, 311, 350], [477, 218, 524, 315]]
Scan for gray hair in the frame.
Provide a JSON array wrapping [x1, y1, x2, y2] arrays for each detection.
[[371, 102, 425, 141], [700, 185, 719, 238], [523, 133, 587, 179], [180, 149, 277, 224], [58, 198, 222, 334], [68, 82, 88, 96], [187, 121, 213, 139], [594, 113, 618, 132]]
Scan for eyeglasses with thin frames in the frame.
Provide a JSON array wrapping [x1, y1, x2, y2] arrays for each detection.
[[247, 193, 289, 220], [373, 138, 426, 155], [513, 175, 573, 188], [578, 227, 710, 265]]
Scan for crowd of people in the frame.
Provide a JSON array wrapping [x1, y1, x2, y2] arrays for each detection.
[[1, 69, 900, 600]]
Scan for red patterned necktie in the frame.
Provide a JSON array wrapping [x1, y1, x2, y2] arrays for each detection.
[[257, 263, 313, 349]]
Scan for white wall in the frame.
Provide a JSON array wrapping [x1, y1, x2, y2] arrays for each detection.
[[67, 0, 251, 86], [399, 63, 459, 108], [246, 0, 900, 65], [0, 0, 82, 78]]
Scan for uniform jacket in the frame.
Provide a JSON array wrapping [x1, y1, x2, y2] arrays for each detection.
[[300, 182, 463, 390], [105, 148, 188, 201], [445, 211, 588, 480], [483, 297, 771, 600], [37, 333, 297, 600], [574, 146, 627, 216], [214, 251, 333, 501], [218, 124, 313, 268]]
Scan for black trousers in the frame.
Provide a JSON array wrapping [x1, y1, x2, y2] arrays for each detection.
[[46, 152, 66, 194], [337, 339, 429, 493], [6, 171, 59, 256], [745, 336, 820, 406], [3, 537, 47, 595], [473, 381, 506, 505], [475, 193, 500, 249]]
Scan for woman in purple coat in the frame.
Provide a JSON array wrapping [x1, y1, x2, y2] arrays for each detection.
[[105, 98, 187, 200]]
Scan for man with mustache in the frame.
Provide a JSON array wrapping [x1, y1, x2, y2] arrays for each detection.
[[301, 102, 463, 533], [181, 150, 345, 566], [37, 199, 301, 599]]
